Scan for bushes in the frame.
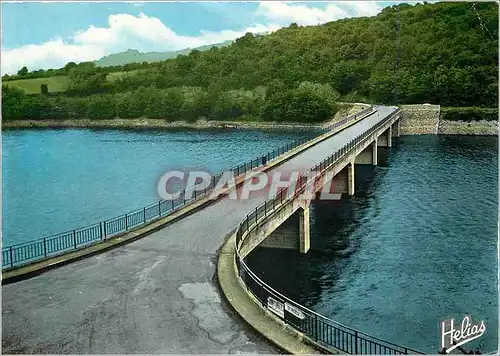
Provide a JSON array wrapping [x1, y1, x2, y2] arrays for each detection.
[[440, 107, 498, 122]]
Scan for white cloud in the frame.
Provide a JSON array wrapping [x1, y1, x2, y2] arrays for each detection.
[[1, 12, 280, 75], [256, 1, 383, 26], [1, 2, 385, 75], [1, 38, 106, 75]]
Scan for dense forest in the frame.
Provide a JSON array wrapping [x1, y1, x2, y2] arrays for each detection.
[[3, 2, 498, 123]]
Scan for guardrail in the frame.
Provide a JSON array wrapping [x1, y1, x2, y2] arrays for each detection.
[[2, 106, 374, 270], [234, 108, 423, 355]]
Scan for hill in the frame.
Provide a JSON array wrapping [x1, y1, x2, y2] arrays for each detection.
[[94, 40, 233, 67]]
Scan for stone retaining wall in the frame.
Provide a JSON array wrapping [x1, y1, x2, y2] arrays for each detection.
[[400, 104, 440, 135], [438, 120, 498, 135], [400, 104, 498, 135]]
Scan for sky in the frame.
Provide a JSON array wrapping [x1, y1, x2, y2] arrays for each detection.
[[1, 1, 407, 75]]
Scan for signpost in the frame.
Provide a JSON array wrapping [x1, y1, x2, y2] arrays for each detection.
[[285, 302, 306, 320], [267, 297, 284, 318]]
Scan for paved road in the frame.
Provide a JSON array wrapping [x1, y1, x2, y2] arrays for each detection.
[[2, 106, 397, 354]]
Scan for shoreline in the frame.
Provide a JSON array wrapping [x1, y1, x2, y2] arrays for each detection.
[[1, 118, 326, 131], [3, 111, 498, 136], [0, 104, 367, 132]]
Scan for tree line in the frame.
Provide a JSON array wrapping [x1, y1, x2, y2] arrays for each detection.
[[2, 82, 340, 123]]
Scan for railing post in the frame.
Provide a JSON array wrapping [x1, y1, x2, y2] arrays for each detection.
[[355, 331, 358, 354], [125, 214, 128, 230], [43, 238, 47, 257], [158, 201, 161, 217], [255, 207, 258, 225], [73, 230, 77, 248], [172, 200, 174, 211], [100, 222, 104, 240], [143, 207, 146, 223], [314, 314, 318, 342], [103, 221, 107, 238], [9, 246, 13, 267]]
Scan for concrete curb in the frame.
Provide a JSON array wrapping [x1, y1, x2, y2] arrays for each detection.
[[2, 107, 376, 284], [216, 231, 321, 355]]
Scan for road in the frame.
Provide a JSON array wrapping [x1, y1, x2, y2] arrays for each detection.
[[2, 106, 397, 353]]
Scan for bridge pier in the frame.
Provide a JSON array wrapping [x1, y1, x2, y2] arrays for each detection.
[[258, 205, 310, 254], [377, 126, 392, 148], [354, 139, 377, 166], [299, 205, 310, 254], [348, 161, 355, 196], [392, 119, 400, 138]]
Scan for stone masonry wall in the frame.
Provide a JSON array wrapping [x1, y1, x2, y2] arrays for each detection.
[[400, 104, 440, 135], [400, 104, 498, 136], [438, 120, 498, 135]]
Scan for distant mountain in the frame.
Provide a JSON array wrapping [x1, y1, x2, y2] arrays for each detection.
[[95, 40, 234, 67]]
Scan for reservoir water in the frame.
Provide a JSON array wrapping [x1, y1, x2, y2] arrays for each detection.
[[2, 128, 319, 246], [246, 135, 498, 354]]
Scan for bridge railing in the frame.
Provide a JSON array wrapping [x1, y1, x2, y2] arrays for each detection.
[[234, 108, 423, 355], [2, 106, 374, 270]]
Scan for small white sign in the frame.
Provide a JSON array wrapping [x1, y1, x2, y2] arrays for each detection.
[[267, 297, 284, 318], [285, 302, 305, 320]]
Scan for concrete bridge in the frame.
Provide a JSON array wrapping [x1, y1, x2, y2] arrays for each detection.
[[2, 105, 406, 354], [238, 108, 400, 259]]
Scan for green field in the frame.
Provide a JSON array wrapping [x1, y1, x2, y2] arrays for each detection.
[[3, 76, 69, 94], [106, 69, 144, 82], [3, 70, 143, 94]]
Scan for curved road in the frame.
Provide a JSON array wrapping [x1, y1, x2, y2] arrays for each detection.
[[2, 106, 397, 353]]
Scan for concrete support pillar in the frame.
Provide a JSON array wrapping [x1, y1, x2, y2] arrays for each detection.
[[348, 162, 355, 196], [372, 139, 378, 165], [392, 119, 400, 138], [387, 126, 392, 148], [299, 206, 310, 254]]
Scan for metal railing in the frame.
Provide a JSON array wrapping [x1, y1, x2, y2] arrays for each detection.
[[234, 108, 423, 355], [2, 106, 374, 270]]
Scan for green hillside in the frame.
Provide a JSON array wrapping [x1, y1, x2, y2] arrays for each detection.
[[3, 2, 498, 122]]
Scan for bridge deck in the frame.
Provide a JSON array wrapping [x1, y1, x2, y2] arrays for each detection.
[[2, 106, 397, 353]]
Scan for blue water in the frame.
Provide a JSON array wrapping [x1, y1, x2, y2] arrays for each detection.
[[2, 127, 319, 246], [247, 135, 498, 354]]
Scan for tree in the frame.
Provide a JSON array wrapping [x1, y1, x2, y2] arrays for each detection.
[[17, 66, 28, 76], [64, 62, 78, 74], [40, 84, 49, 95]]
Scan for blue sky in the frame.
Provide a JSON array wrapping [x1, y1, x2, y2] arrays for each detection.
[[1, 1, 406, 74]]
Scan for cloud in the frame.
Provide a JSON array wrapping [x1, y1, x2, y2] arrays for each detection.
[[1, 39, 105, 75], [1, 12, 280, 74], [1, 2, 385, 74], [256, 1, 383, 26]]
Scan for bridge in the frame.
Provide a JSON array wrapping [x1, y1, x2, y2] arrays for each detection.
[[2, 105, 419, 354]]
